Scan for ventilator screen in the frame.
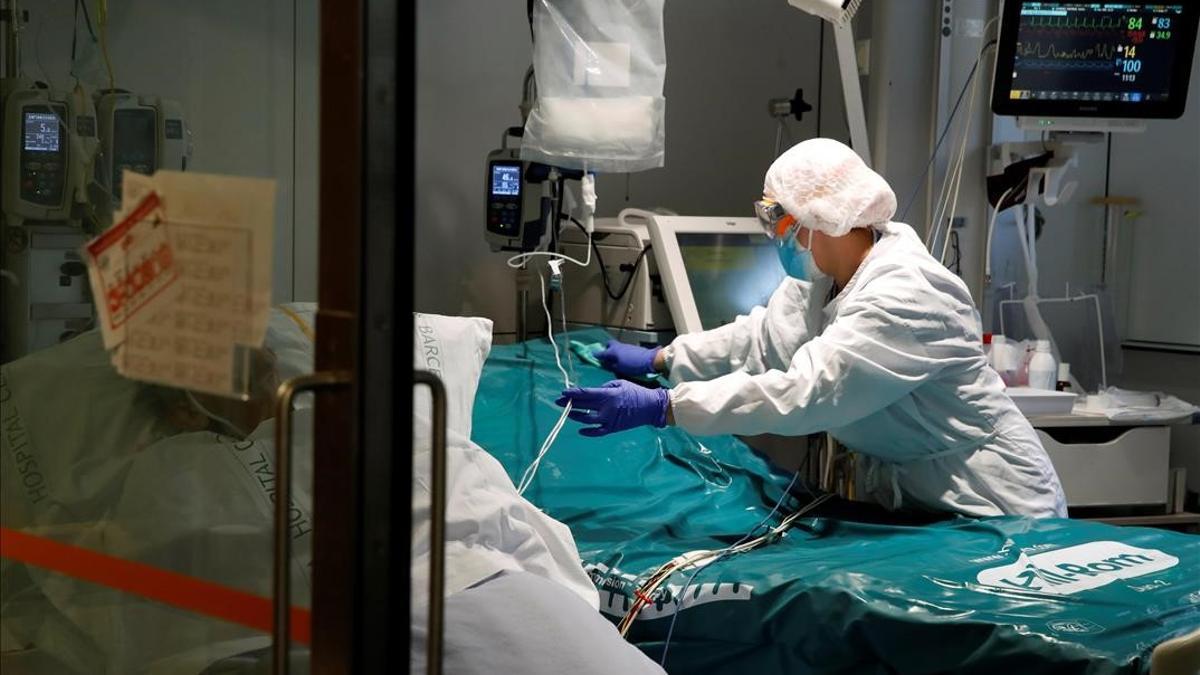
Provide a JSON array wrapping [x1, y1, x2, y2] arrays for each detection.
[[677, 233, 784, 330]]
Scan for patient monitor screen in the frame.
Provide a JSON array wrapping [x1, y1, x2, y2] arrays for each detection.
[[677, 233, 785, 330], [1008, 2, 1186, 103]]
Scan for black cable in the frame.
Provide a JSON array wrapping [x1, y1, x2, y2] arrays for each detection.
[[1104, 133, 1113, 198], [77, 0, 97, 41], [898, 39, 998, 222], [950, 230, 962, 274], [548, 178, 560, 253], [816, 21, 824, 137], [1101, 132, 1113, 282], [72, 0, 79, 63], [567, 216, 652, 301]]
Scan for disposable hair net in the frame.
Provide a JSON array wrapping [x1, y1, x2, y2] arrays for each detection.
[[763, 138, 896, 237], [521, 0, 666, 173]]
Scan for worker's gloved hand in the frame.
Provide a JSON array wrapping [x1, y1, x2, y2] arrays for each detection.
[[556, 380, 670, 437], [595, 340, 661, 377]]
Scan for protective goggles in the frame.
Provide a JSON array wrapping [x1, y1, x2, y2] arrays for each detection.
[[754, 199, 798, 241]]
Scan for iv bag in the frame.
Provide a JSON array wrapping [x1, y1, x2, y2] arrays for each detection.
[[522, 0, 667, 173]]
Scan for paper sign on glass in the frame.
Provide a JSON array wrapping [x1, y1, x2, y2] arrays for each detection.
[[84, 170, 276, 398]]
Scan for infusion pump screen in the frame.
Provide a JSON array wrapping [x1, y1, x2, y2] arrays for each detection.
[[678, 233, 785, 331], [491, 164, 521, 196], [1009, 2, 1185, 103], [23, 112, 61, 152]]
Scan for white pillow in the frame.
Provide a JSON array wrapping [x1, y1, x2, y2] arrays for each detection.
[[409, 313, 598, 610], [412, 313, 493, 438]]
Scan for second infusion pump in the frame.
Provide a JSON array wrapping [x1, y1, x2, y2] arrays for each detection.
[[94, 91, 189, 205]]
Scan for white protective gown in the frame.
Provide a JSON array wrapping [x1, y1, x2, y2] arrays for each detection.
[[662, 221, 1067, 518]]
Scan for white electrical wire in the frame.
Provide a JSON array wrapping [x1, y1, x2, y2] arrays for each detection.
[[942, 84, 976, 258], [505, 243, 592, 270], [927, 48, 983, 265], [925, 26, 999, 261], [559, 272, 577, 385], [926, 94, 972, 251], [516, 270, 575, 496], [925, 131, 961, 248], [984, 186, 1016, 280], [517, 402, 570, 495], [540, 271, 569, 385], [938, 107, 974, 262], [512, 169, 599, 494], [505, 178, 594, 270], [1012, 203, 1038, 294], [940, 63, 984, 264]]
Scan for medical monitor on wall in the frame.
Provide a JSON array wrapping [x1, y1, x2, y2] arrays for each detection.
[[645, 216, 786, 334], [991, 2, 1199, 130]]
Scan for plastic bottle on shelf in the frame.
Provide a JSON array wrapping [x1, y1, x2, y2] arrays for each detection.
[[1056, 363, 1071, 392], [1017, 341, 1034, 386], [1028, 340, 1057, 391], [991, 335, 1016, 386]]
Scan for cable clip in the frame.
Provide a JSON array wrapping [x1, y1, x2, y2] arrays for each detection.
[[547, 259, 564, 291]]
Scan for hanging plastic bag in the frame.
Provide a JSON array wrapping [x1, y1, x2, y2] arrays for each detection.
[[522, 0, 667, 173]]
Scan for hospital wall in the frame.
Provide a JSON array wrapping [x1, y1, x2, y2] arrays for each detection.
[[414, 0, 856, 337], [989, 46, 1200, 352], [18, 0, 320, 302], [1108, 53, 1200, 487], [989, 48, 1200, 485]]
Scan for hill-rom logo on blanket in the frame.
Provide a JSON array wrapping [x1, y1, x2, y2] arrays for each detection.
[[976, 541, 1178, 595], [1047, 619, 1105, 635]]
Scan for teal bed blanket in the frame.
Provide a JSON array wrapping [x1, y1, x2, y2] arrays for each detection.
[[472, 330, 1200, 674]]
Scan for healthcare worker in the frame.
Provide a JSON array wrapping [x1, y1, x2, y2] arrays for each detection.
[[557, 138, 1067, 519]]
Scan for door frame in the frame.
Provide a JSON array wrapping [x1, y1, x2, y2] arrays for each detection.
[[312, 0, 414, 671]]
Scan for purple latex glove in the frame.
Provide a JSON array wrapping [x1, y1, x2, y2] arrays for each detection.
[[555, 380, 670, 437], [595, 339, 661, 377]]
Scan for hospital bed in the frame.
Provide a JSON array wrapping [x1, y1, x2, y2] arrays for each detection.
[[2, 309, 656, 675], [3, 315, 1197, 674], [472, 329, 1200, 674]]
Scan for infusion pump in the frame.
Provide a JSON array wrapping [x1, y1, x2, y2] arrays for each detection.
[[1, 80, 191, 228], [1, 79, 191, 361], [94, 90, 189, 207], [1, 78, 97, 226]]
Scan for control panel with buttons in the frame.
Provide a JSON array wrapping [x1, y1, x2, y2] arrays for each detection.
[[486, 159, 524, 237]]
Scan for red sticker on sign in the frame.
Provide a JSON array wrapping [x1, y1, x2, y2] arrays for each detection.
[[85, 192, 181, 336]]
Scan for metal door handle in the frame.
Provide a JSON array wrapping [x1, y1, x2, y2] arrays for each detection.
[[272, 371, 352, 675], [413, 370, 447, 675]]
